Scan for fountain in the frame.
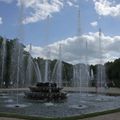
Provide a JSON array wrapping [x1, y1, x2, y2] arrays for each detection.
[[25, 82, 67, 101], [24, 44, 66, 102], [0, 0, 120, 119]]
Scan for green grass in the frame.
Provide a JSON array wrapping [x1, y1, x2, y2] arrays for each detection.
[[0, 108, 120, 120]]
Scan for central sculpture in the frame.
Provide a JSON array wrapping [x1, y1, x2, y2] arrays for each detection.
[[25, 82, 67, 101]]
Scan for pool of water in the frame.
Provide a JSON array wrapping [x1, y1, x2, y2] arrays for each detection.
[[0, 91, 120, 118]]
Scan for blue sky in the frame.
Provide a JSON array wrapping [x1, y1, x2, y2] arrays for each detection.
[[0, 0, 120, 64]]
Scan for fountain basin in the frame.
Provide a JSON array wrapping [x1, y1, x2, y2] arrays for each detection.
[[25, 82, 67, 101], [0, 91, 120, 118]]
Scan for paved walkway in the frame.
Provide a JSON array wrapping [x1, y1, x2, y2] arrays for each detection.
[[79, 112, 120, 120]]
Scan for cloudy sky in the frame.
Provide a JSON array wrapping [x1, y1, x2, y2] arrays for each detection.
[[0, 0, 120, 64]]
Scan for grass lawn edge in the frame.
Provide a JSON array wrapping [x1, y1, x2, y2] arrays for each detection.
[[0, 108, 120, 120]]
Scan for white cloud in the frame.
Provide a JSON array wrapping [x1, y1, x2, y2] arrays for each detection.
[[25, 45, 44, 58], [93, 0, 120, 17], [90, 21, 98, 27], [25, 32, 120, 65], [67, 1, 74, 6], [0, 17, 3, 24], [0, 0, 77, 24], [16, 0, 77, 24]]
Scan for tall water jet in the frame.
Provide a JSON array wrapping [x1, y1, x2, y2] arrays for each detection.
[[56, 44, 62, 88], [85, 40, 90, 94], [26, 44, 32, 86], [75, 2, 82, 94], [10, 40, 21, 88], [96, 28, 106, 94], [44, 15, 50, 83], [1, 39, 6, 87], [44, 59, 49, 82], [15, 0, 25, 107], [90, 68, 94, 83]]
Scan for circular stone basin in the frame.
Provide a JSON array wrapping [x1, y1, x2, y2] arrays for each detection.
[[70, 104, 87, 109], [6, 104, 28, 108], [0, 92, 119, 118]]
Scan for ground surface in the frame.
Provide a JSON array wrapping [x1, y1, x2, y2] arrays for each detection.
[[79, 112, 120, 120], [0, 112, 120, 120]]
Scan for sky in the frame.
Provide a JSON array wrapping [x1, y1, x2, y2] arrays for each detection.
[[0, 0, 120, 64]]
